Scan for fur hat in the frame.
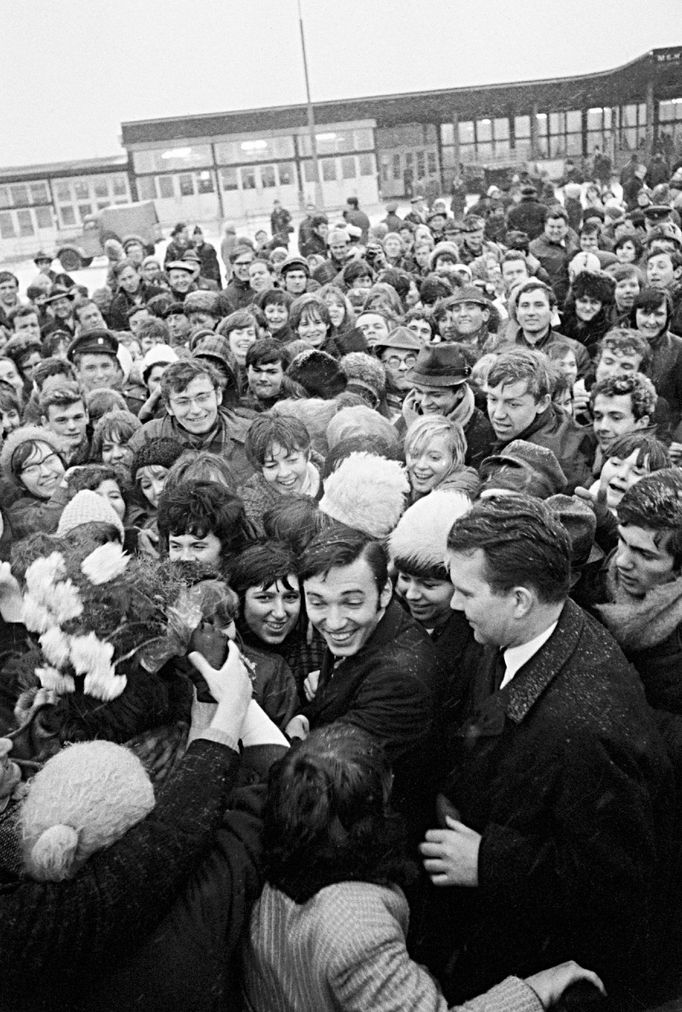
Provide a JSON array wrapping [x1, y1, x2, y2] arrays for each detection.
[[326, 404, 402, 457], [479, 440, 567, 499], [320, 451, 409, 539], [389, 489, 472, 574], [130, 437, 184, 480], [183, 290, 219, 316], [429, 241, 460, 270], [340, 352, 386, 408], [21, 740, 154, 881], [56, 490, 125, 540], [142, 343, 178, 384], [0, 425, 64, 479], [286, 349, 347, 399], [570, 269, 616, 304]]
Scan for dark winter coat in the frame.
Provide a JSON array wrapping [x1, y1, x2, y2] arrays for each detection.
[[417, 599, 674, 1007]]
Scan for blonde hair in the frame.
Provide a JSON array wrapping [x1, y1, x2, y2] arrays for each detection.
[[404, 414, 467, 468]]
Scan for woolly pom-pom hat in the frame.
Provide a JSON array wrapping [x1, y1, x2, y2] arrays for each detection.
[[389, 489, 472, 574], [0, 425, 64, 479], [319, 451, 409, 539], [286, 349, 347, 400], [340, 352, 386, 407], [570, 269, 616, 305], [429, 241, 460, 270], [56, 489, 125, 540], [21, 740, 154, 881]]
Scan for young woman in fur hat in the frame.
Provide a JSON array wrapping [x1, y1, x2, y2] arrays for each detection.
[[0, 426, 67, 540]]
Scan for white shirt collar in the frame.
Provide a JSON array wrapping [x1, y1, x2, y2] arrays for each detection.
[[499, 621, 558, 690]]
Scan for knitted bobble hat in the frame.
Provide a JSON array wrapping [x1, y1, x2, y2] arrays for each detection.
[[319, 451, 409, 539], [130, 437, 185, 479], [21, 740, 155, 881], [56, 489, 125, 540], [389, 490, 472, 573]]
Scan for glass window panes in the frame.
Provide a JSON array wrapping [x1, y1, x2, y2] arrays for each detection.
[[405, 152, 414, 170], [55, 182, 71, 202], [261, 165, 277, 187], [196, 170, 214, 193], [359, 153, 374, 176], [566, 133, 583, 155], [587, 108, 605, 131], [220, 167, 238, 191], [427, 151, 437, 175], [566, 110, 582, 133], [321, 158, 337, 181], [0, 212, 15, 238], [494, 117, 509, 140], [536, 113, 548, 138], [30, 182, 49, 203], [241, 167, 256, 190], [134, 145, 212, 173], [441, 123, 455, 146], [60, 206, 76, 226], [35, 206, 52, 228], [179, 174, 195, 196], [113, 176, 128, 196], [303, 160, 317, 183], [78, 204, 92, 219], [354, 128, 373, 149], [477, 142, 494, 160], [417, 151, 425, 177], [137, 177, 155, 200], [94, 179, 109, 198], [659, 99, 682, 122], [215, 136, 295, 164], [17, 210, 34, 236], [10, 185, 28, 206], [477, 119, 492, 142], [279, 162, 295, 185], [157, 175, 175, 198], [459, 121, 475, 144], [0, 188, 9, 210], [549, 112, 564, 134], [515, 115, 531, 139], [494, 138, 511, 158], [341, 157, 356, 180], [381, 160, 389, 183], [392, 154, 401, 177], [74, 180, 89, 199], [97, 202, 109, 211]]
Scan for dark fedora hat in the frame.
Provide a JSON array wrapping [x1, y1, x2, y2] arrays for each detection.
[[405, 342, 472, 388]]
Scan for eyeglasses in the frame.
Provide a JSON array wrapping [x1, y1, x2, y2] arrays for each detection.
[[170, 391, 215, 410], [385, 354, 417, 369], [21, 451, 61, 477]]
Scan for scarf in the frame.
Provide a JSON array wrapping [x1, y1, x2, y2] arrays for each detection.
[[595, 558, 682, 651]]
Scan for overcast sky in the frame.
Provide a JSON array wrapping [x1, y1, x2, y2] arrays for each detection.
[[2, 0, 678, 167]]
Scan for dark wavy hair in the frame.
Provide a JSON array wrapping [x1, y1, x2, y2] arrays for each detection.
[[263, 725, 412, 902], [617, 469, 682, 569], [447, 494, 570, 603], [157, 479, 252, 561]]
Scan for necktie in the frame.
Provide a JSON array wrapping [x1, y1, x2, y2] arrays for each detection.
[[491, 648, 507, 693]]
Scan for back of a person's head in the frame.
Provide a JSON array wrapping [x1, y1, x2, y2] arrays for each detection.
[[262, 494, 325, 555]]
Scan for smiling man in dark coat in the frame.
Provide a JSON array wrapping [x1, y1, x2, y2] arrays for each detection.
[[417, 496, 673, 1009]]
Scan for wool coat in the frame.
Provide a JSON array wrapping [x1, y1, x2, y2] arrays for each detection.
[[416, 599, 674, 1006]]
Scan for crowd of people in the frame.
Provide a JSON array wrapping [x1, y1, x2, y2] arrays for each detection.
[[1, 152, 682, 1010]]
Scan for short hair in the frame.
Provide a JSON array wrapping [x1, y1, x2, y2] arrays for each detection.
[[501, 249, 528, 267], [86, 387, 128, 422], [90, 410, 142, 460], [230, 542, 299, 598], [41, 331, 72, 358], [486, 348, 554, 402], [127, 304, 150, 322], [262, 494, 325, 556], [603, 432, 670, 473], [0, 381, 21, 414], [404, 306, 435, 337], [157, 479, 251, 561], [245, 338, 286, 370], [73, 299, 100, 321], [300, 524, 388, 595], [404, 414, 467, 468], [644, 247, 682, 269], [579, 220, 601, 236], [112, 258, 138, 278], [256, 288, 293, 312], [159, 358, 221, 404], [446, 495, 570, 603], [229, 245, 255, 265], [0, 272, 18, 287], [631, 287, 672, 329], [342, 259, 374, 289], [515, 278, 557, 309], [545, 206, 568, 223], [363, 282, 404, 317], [39, 384, 85, 417], [216, 308, 259, 338], [8, 305, 39, 327], [613, 235, 644, 259], [598, 329, 650, 367], [245, 413, 311, 467], [346, 196, 359, 209], [32, 358, 77, 391], [263, 725, 407, 894], [610, 263, 644, 284], [590, 373, 657, 420], [289, 294, 331, 334], [546, 341, 577, 363], [163, 450, 237, 494], [136, 318, 170, 344], [65, 464, 123, 496], [617, 469, 682, 568]]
